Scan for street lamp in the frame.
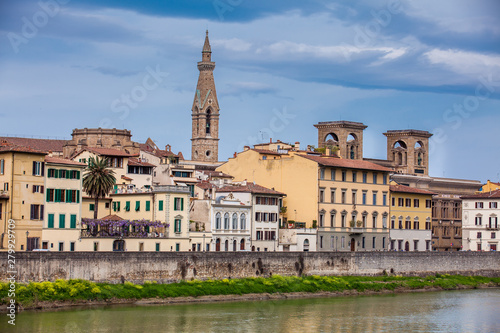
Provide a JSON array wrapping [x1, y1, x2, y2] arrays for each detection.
[[26, 231, 29, 251]]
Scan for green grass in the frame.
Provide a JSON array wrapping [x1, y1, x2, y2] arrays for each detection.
[[1, 274, 499, 308]]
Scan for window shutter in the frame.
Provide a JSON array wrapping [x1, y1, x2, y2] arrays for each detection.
[[76, 170, 80, 179], [146, 201, 150, 211], [46, 189, 50, 202], [70, 215, 76, 228], [135, 201, 140, 211], [41, 162, 45, 176], [174, 198, 178, 211], [66, 190, 71, 203], [59, 214, 65, 228], [32, 185, 36, 193], [66, 170, 70, 179], [54, 189, 59, 202], [41, 186, 44, 194], [159, 200, 163, 211], [32, 161, 36, 175], [180, 198, 184, 211], [40, 205, 44, 220], [48, 214, 54, 228], [117, 202, 120, 211]]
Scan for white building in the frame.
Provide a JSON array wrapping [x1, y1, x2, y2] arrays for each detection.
[[278, 228, 317, 252], [461, 190, 499, 251]]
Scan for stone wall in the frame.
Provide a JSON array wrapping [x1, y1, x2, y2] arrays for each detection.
[[1, 252, 498, 284]]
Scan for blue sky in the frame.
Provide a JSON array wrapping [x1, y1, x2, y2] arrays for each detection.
[[1, 0, 499, 182]]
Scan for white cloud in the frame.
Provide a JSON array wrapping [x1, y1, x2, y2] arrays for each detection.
[[212, 38, 252, 52], [424, 49, 500, 77]]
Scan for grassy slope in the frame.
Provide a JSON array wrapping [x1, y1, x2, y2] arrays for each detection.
[[2, 274, 499, 308]]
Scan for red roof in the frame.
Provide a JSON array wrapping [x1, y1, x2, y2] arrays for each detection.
[[390, 184, 436, 195], [140, 143, 178, 158], [462, 190, 500, 199], [217, 183, 285, 196], [127, 158, 156, 167], [0, 141, 46, 155], [100, 214, 124, 221], [200, 170, 233, 179], [121, 175, 133, 181], [85, 147, 138, 157], [196, 181, 216, 190], [0, 137, 66, 153], [45, 156, 86, 167], [298, 154, 393, 172]]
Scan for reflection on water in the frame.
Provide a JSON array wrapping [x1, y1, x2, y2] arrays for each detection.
[[2, 289, 499, 333]]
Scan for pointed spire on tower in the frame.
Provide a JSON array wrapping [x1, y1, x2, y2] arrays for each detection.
[[203, 30, 211, 54]]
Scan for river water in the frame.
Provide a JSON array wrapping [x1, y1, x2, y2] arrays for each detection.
[[2, 289, 499, 333]]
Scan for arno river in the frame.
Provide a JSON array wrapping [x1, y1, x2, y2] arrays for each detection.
[[3, 289, 499, 332]]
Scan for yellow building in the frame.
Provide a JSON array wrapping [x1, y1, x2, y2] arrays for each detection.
[[82, 197, 112, 219], [217, 148, 392, 251], [0, 143, 46, 251], [42, 157, 86, 251], [389, 183, 434, 251], [478, 180, 500, 194], [78, 185, 191, 251]]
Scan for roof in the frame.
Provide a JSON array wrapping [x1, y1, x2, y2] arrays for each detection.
[[461, 190, 500, 200], [100, 214, 124, 221], [121, 175, 133, 181], [390, 185, 436, 195], [199, 170, 233, 179], [127, 158, 156, 167], [298, 154, 393, 172], [251, 149, 284, 156], [140, 143, 178, 158], [0, 141, 46, 155], [0, 137, 66, 153], [45, 156, 86, 167], [79, 147, 138, 157], [217, 183, 285, 196], [196, 181, 216, 190]]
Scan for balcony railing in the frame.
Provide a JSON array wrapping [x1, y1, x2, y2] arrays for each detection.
[[348, 227, 365, 234], [153, 185, 190, 193], [81, 229, 168, 239]]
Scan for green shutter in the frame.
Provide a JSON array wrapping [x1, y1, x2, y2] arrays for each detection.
[[90, 204, 94, 211], [145, 225, 150, 233], [155, 243, 160, 251], [66, 190, 71, 203], [46, 190, 50, 202], [76, 170, 80, 179], [55, 189, 60, 202], [48, 214, 54, 228], [159, 200, 163, 211], [146, 201, 150, 211], [70, 215, 76, 228], [125, 201, 130, 211], [175, 219, 181, 233], [180, 198, 184, 211], [66, 169, 70, 179], [76, 190, 80, 203], [174, 198, 178, 211], [135, 201, 140, 211], [59, 214, 65, 228]]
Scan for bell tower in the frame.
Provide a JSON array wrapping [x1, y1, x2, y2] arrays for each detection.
[[191, 30, 220, 163]]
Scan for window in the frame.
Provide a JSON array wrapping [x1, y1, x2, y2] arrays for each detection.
[[70, 242, 75, 252], [492, 232, 496, 239], [0, 159, 4, 174], [320, 168, 325, 180], [32, 185, 44, 194], [215, 212, 221, 229], [158, 200, 163, 211], [224, 213, 229, 229], [489, 216, 498, 229], [174, 197, 184, 211], [156, 243, 160, 252], [352, 190, 357, 204], [372, 192, 377, 205], [477, 243, 482, 251], [330, 189, 336, 203], [30, 204, 43, 220], [232, 213, 238, 229], [405, 217, 411, 229], [362, 172, 367, 183], [330, 212, 335, 227], [48, 214, 54, 228], [362, 191, 367, 205], [372, 237, 376, 248], [341, 171, 346, 182], [174, 219, 181, 233], [477, 232, 482, 239], [4, 183, 8, 191], [414, 199, 419, 208], [125, 201, 130, 211], [89, 204, 95, 211], [319, 213, 324, 227], [372, 215, 377, 228], [240, 214, 246, 230], [135, 201, 140, 211], [320, 236, 323, 248], [94, 242, 99, 251], [331, 169, 335, 180], [373, 173, 377, 184], [352, 172, 357, 183], [475, 216, 482, 226], [362, 237, 365, 249], [59, 214, 65, 228], [383, 175, 387, 185], [175, 243, 180, 252], [70, 215, 77, 229], [382, 193, 387, 206], [405, 198, 412, 207], [319, 188, 325, 202], [341, 190, 346, 204], [398, 198, 404, 207], [425, 218, 431, 230], [341, 236, 345, 248], [414, 240, 419, 251], [398, 217, 403, 229], [58, 242, 64, 252], [475, 202, 484, 208], [146, 201, 150, 211], [391, 218, 395, 229], [383, 237, 386, 249], [105, 202, 110, 209], [341, 214, 346, 228], [490, 202, 498, 209], [32, 161, 44, 176], [414, 219, 420, 230], [426, 199, 432, 208], [392, 197, 395, 206]]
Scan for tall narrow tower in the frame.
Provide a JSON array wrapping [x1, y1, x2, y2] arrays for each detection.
[[191, 30, 220, 163]]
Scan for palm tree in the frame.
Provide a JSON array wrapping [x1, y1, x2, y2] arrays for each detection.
[[82, 156, 116, 219]]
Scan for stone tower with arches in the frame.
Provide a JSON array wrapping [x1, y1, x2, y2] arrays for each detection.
[[191, 30, 220, 163], [314, 121, 368, 160], [383, 130, 433, 176]]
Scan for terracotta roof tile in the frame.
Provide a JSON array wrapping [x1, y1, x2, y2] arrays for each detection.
[[86, 147, 139, 157], [196, 181, 216, 190], [45, 156, 86, 167], [462, 190, 500, 199], [100, 214, 124, 221], [298, 154, 393, 172], [0, 141, 46, 155], [127, 158, 156, 167], [217, 183, 286, 196], [0, 137, 66, 153], [200, 170, 233, 179], [390, 185, 436, 195]]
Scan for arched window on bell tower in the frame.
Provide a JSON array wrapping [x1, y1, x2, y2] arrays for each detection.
[[206, 109, 211, 135]]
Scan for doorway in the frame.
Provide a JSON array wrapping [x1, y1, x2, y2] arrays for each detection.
[[350, 238, 356, 251]]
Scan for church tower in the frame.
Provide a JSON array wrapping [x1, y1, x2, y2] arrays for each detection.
[[191, 30, 220, 163]]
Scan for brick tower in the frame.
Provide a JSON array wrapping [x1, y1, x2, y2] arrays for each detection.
[[191, 30, 220, 163], [314, 121, 367, 160], [383, 129, 433, 175]]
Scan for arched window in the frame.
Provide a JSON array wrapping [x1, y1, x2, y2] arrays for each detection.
[[232, 213, 238, 229], [240, 238, 245, 250], [224, 213, 229, 229], [215, 213, 221, 230], [350, 146, 355, 159], [417, 153, 423, 166], [240, 213, 246, 230], [303, 239, 310, 252], [206, 109, 211, 135], [224, 239, 228, 251]]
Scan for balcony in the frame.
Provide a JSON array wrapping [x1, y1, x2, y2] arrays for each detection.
[[348, 227, 366, 235], [153, 185, 191, 193], [81, 229, 168, 239], [0, 190, 8, 199]]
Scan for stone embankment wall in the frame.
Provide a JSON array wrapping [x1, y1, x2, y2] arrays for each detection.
[[1, 252, 498, 284]]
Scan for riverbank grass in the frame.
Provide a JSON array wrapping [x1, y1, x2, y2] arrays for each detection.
[[1, 274, 499, 308]]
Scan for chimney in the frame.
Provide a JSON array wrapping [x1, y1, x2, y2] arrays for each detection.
[[295, 142, 300, 150], [242, 179, 247, 186], [243, 146, 250, 151], [233, 152, 237, 158], [270, 138, 272, 143]]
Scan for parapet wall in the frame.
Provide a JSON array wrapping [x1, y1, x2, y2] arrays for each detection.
[[1, 252, 498, 284]]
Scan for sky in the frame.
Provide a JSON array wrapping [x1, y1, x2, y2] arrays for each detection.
[[0, 0, 499, 183]]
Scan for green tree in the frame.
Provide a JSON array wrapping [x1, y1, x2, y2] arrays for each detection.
[[82, 156, 116, 219]]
